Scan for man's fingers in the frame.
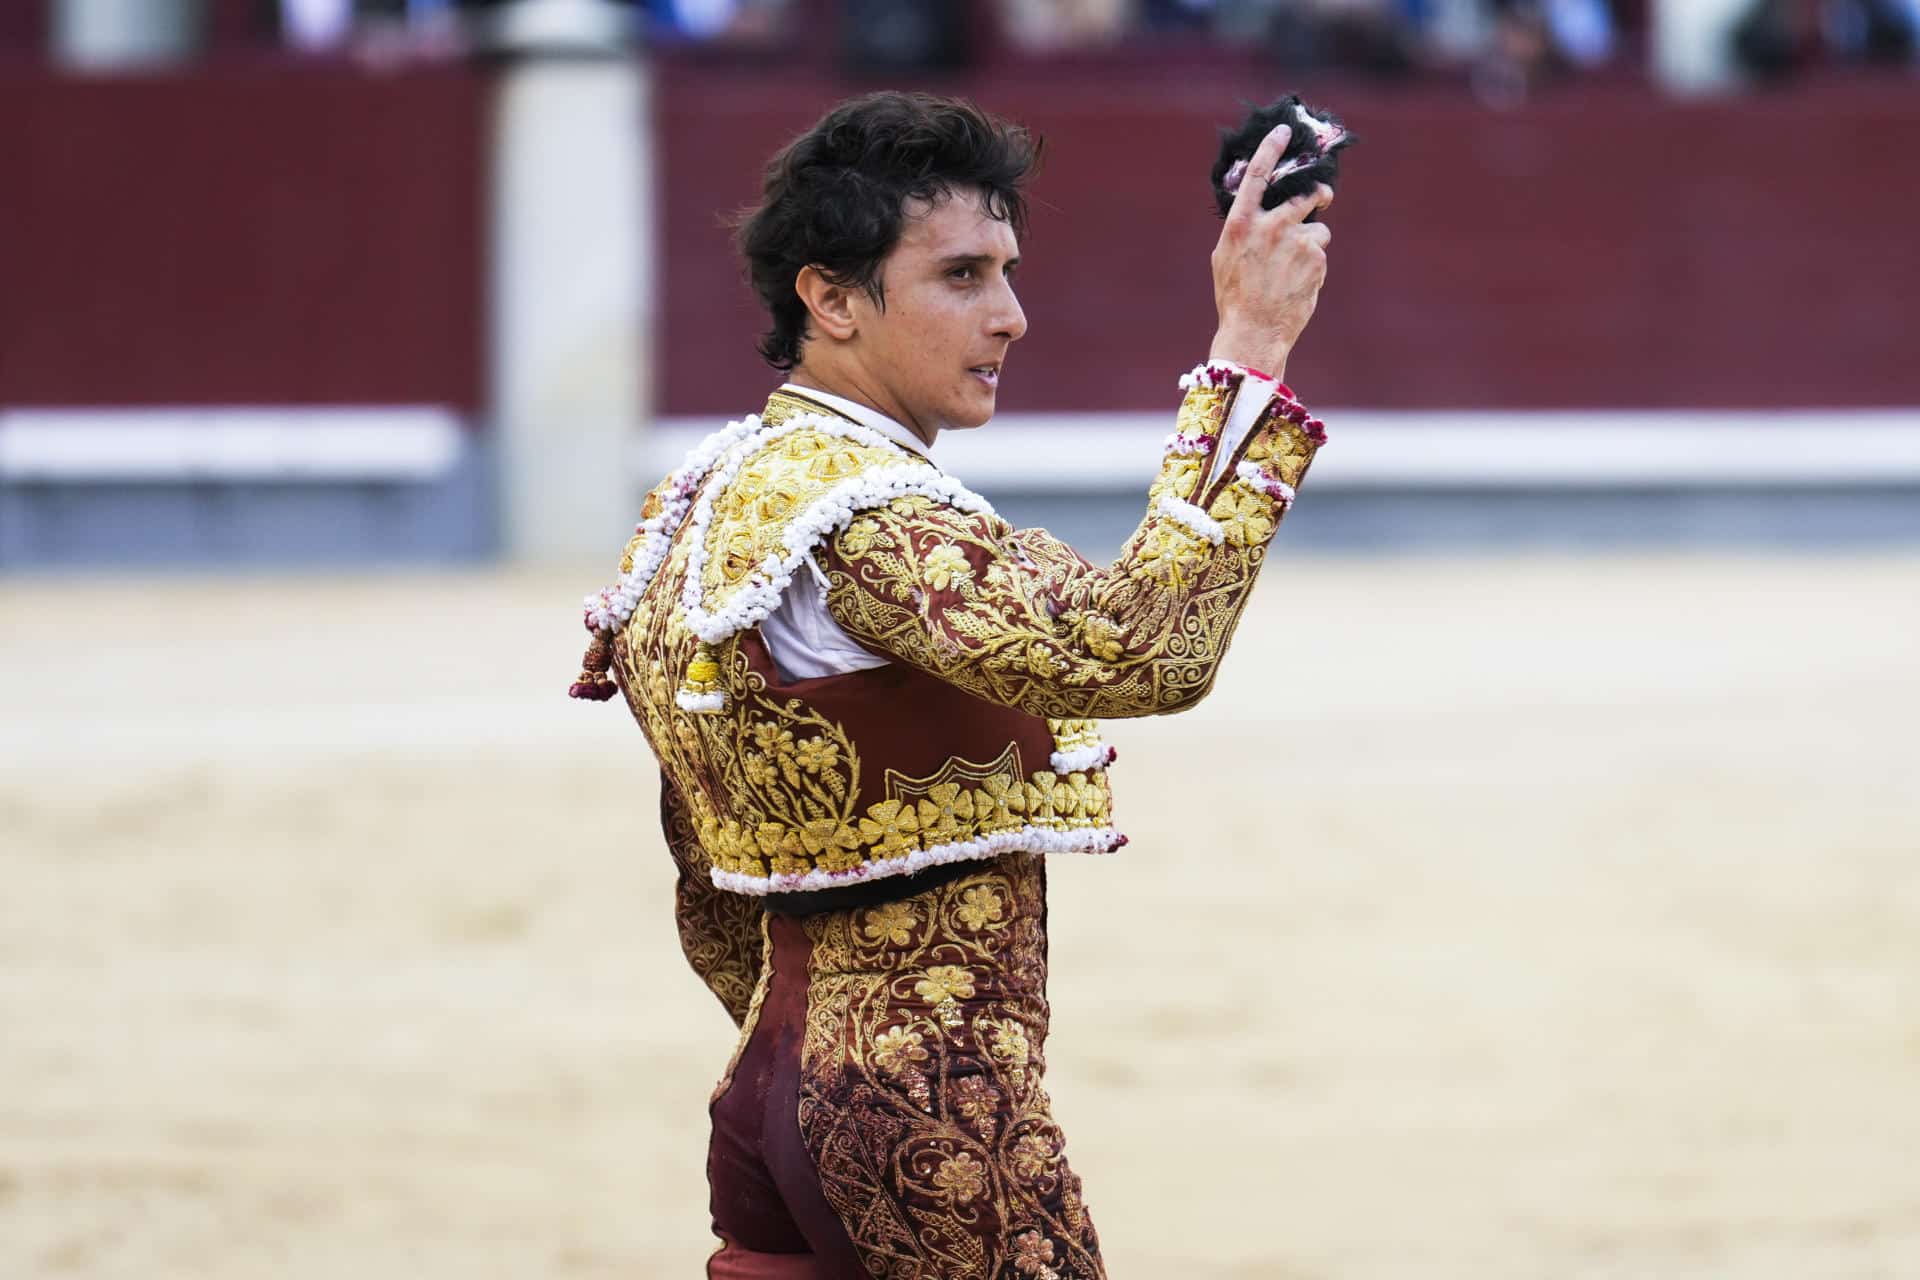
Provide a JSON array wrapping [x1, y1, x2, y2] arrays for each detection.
[[1272, 183, 1335, 226], [1300, 221, 1332, 248], [1227, 124, 1295, 225]]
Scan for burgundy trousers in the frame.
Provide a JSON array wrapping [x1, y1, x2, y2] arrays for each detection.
[[707, 913, 872, 1277], [703, 856, 1104, 1280]]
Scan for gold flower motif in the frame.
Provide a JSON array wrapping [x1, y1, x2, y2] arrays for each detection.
[[914, 782, 975, 844], [1148, 454, 1202, 502], [750, 722, 795, 758], [1010, 1230, 1060, 1278], [870, 1025, 928, 1074], [839, 517, 882, 556], [978, 776, 1027, 831], [1023, 773, 1060, 824], [1055, 773, 1096, 823], [955, 884, 1005, 930], [792, 736, 840, 774], [914, 965, 976, 1006], [952, 1075, 999, 1122], [798, 818, 862, 871], [1209, 485, 1276, 548], [988, 1019, 1030, 1065], [1134, 524, 1204, 589], [1011, 1133, 1056, 1180], [1080, 613, 1127, 663], [862, 901, 917, 946], [931, 1151, 988, 1205], [741, 753, 776, 788], [858, 799, 922, 860], [922, 543, 973, 592]]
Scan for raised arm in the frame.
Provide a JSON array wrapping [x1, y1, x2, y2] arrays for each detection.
[[821, 122, 1332, 718], [819, 365, 1323, 719]]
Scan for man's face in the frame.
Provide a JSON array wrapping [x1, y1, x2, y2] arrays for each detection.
[[846, 187, 1027, 438]]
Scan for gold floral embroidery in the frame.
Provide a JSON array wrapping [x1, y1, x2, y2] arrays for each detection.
[[658, 780, 762, 1026], [797, 861, 1103, 1277], [1208, 483, 1277, 548], [956, 884, 1005, 931], [871, 1024, 929, 1073], [859, 798, 922, 860], [1011, 1230, 1064, 1279], [612, 382, 1310, 894], [863, 901, 918, 946], [840, 516, 882, 556], [923, 542, 974, 591], [915, 781, 976, 843], [793, 736, 839, 773], [989, 1019, 1031, 1068], [1147, 453, 1202, 503], [1012, 1133, 1056, 1180], [819, 377, 1315, 722]]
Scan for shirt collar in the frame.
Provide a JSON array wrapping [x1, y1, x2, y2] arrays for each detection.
[[777, 383, 935, 461]]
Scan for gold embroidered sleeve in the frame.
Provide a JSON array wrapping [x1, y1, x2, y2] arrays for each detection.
[[820, 376, 1321, 719], [661, 775, 764, 1026]]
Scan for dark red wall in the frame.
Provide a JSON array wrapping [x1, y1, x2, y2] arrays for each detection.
[[658, 67, 1917, 412], [0, 67, 486, 411], [2, 63, 1909, 421]]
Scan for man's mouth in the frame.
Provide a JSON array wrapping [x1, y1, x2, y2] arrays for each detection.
[[969, 363, 1000, 388]]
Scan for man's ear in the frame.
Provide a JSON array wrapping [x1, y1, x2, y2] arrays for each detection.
[[795, 266, 859, 343]]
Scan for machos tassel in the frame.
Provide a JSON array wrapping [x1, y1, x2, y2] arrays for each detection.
[[568, 633, 619, 701], [676, 640, 727, 713]]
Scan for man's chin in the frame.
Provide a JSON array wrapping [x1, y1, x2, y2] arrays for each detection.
[[946, 391, 997, 431]]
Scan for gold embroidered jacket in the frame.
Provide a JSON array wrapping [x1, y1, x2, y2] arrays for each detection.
[[601, 368, 1320, 1021]]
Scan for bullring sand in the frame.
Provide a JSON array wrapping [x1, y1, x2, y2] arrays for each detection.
[[4, 554, 1917, 1277]]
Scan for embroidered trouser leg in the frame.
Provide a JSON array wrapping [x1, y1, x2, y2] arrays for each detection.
[[706, 856, 1103, 1277], [707, 854, 1104, 1279]]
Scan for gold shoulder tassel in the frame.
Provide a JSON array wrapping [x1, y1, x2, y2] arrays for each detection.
[[676, 639, 729, 713]]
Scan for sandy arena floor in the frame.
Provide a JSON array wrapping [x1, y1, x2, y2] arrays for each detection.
[[3, 554, 1918, 1278]]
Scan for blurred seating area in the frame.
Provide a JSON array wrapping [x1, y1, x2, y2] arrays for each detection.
[[4, 0, 1915, 94]]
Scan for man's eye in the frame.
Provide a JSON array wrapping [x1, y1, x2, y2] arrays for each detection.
[[948, 267, 974, 281]]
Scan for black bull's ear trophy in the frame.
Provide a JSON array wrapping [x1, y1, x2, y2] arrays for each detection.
[[1210, 96, 1355, 223]]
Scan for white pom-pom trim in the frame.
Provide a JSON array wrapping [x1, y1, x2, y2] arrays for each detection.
[[1234, 460, 1296, 507], [1177, 360, 1247, 392], [674, 690, 726, 713], [676, 413, 996, 646], [1155, 494, 1226, 546], [582, 412, 770, 635], [1162, 430, 1215, 457], [1049, 743, 1115, 774], [709, 824, 1125, 897]]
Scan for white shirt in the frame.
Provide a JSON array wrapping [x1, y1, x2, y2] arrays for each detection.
[[752, 375, 1277, 682]]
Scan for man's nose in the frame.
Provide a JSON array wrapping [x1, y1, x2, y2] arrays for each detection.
[[994, 282, 1027, 343]]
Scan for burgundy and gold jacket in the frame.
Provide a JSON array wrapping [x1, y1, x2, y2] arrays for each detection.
[[575, 363, 1323, 1022]]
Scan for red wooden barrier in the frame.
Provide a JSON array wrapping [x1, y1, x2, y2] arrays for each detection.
[[0, 67, 486, 412], [658, 66, 1918, 414]]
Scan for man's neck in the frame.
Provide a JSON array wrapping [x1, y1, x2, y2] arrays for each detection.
[[789, 368, 937, 447]]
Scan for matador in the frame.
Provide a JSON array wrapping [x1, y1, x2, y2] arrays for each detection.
[[569, 92, 1335, 1279]]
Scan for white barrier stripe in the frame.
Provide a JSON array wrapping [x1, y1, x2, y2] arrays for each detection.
[[0, 407, 466, 482], [647, 410, 1920, 491]]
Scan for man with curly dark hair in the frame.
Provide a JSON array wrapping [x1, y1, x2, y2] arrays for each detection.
[[572, 91, 1333, 1278]]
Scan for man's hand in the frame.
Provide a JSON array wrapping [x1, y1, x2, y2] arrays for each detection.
[[1208, 122, 1334, 383]]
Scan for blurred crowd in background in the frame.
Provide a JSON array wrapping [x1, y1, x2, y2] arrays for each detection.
[[6, 0, 1918, 102]]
